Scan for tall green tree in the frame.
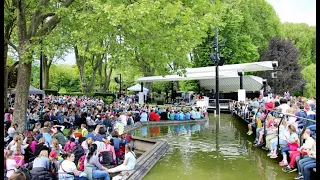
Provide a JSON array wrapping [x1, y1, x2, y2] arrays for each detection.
[[260, 37, 304, 95], [301, 64, 316, 97], [282, 23, 316, 67], [12, 0, 76, 133]]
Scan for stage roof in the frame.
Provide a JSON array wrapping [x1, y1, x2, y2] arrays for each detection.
[[135, 61, 274, 93], [136, 61, 273, 83]]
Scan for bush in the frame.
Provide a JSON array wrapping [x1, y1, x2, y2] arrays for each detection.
[[44, 89, 58, 96]]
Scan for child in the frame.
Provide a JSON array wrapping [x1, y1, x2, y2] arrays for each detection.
[[185, 111, 191, 120], [169, 111, 175, 120], [63, 137, 76, 153], [80, 124, 88, 138]]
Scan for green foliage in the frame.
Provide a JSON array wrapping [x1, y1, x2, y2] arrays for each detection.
[[192, 0, 282, 67], [49, 64, 81, 92], [260, 37, 304, 95], [179, 80, 198, 92], [301, 64, 316, 97], [281, 23, 316, 67]]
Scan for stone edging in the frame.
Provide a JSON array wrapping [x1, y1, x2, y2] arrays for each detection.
[[112, 119, 207, 180], [124, 119, 208, 132]]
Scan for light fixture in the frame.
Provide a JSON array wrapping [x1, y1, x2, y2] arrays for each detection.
[[272, 61, 278, 68], [237, 70, 244, 76], [262, 79, 267, 85]]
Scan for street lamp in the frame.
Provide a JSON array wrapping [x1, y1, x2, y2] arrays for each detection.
[[237, 70, 244, 89], [262, 79, 267, 93], [209, 27, 225, 115], [272, 61, 278, 95], [114, 74, 122, 98]]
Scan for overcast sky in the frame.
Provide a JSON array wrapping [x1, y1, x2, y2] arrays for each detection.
[[57, 0, 316, 65]]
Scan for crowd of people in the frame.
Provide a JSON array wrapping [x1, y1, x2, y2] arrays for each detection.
[[231, 92, 316, 180], [4, 94, 207, 180]]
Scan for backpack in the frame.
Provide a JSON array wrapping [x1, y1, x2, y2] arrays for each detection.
[[127, 117, 133, 126], [64, 141, 76, 152], [77, 155, 86, 171], [99, 151, 115, 165], [72, 144, 85, 165], [18, 166, 32, 180]]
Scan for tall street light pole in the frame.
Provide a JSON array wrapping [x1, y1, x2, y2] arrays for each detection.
[[215, 27, 220, 115], [119, 73, 122, 97]]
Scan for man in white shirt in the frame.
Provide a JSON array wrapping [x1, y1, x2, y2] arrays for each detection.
[[278, 98, 290, 114], [119, 112, 127, 126]]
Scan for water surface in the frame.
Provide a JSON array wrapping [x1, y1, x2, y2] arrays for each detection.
[[133, 113, 295, 180]]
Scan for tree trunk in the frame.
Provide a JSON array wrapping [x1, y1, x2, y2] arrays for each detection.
[[4, 43, 9, 108], [105, 67, 113, 91], [88, 69, 97, 92], [74, 46, 88, 92], [13, 61, 32, 134], [42, 55, 52, 89]]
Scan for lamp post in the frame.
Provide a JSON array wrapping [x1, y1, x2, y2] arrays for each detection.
[[118, 73, 122, 97], [262, 79, 267, 93], [209, 27, 224, 115], [214, 27, 220, 115], [272, 61, 278, 96]]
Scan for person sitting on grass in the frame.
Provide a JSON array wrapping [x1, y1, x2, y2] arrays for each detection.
[[84, 144, 110, 180], [5, 150, 24, 179], [58, 152, 88, 180], [107, 143, 136, 173], [80, 124, 88, 139]]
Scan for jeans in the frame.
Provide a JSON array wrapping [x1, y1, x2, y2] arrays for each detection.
[[303, 161, 316, 180], [281, 146, 290, 155], [92, 170, 110, 180], [26, 120, 30, 130], [297, 157, 314, 174], [270, 138, 287, 150]]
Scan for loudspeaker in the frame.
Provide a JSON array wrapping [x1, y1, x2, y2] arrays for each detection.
[[114, 77, 120, 84]]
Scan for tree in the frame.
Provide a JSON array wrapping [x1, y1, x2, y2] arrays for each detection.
[[259, 37, 304, 95], [301, 64, 316, 97], [12, 0, 76, 134], [282, 23, 316, 67], [4, 0, 17, 108], [49, 64, 80, 92], [192, 0, 282, 67], [110, 0, 220, 92]]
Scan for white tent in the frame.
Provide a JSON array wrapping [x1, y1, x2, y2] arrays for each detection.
[[127, 84, 149, 94]]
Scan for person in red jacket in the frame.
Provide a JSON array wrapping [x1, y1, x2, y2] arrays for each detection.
[[149, 109, 156, 121], [155, 113, 160, 121]]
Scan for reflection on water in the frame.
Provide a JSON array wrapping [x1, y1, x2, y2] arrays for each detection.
[[134, 114, 295, 180]]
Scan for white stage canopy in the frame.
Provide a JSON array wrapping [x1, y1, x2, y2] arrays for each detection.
[[135, 61, 274, 93]]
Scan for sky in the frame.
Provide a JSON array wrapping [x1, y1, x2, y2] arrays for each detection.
[[57, 0, 316, 65]]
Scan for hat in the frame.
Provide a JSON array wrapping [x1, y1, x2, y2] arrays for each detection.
[[49, 151, 57, 158]]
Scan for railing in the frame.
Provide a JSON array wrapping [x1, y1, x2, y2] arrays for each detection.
[[258, 110, 316, 152], [208, 99, 232, 109]]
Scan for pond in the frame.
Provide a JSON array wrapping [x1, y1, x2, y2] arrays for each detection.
[[132, 113, 295, 180]]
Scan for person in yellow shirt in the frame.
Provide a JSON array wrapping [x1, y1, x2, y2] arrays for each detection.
[[80, 124, 88, 138]]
